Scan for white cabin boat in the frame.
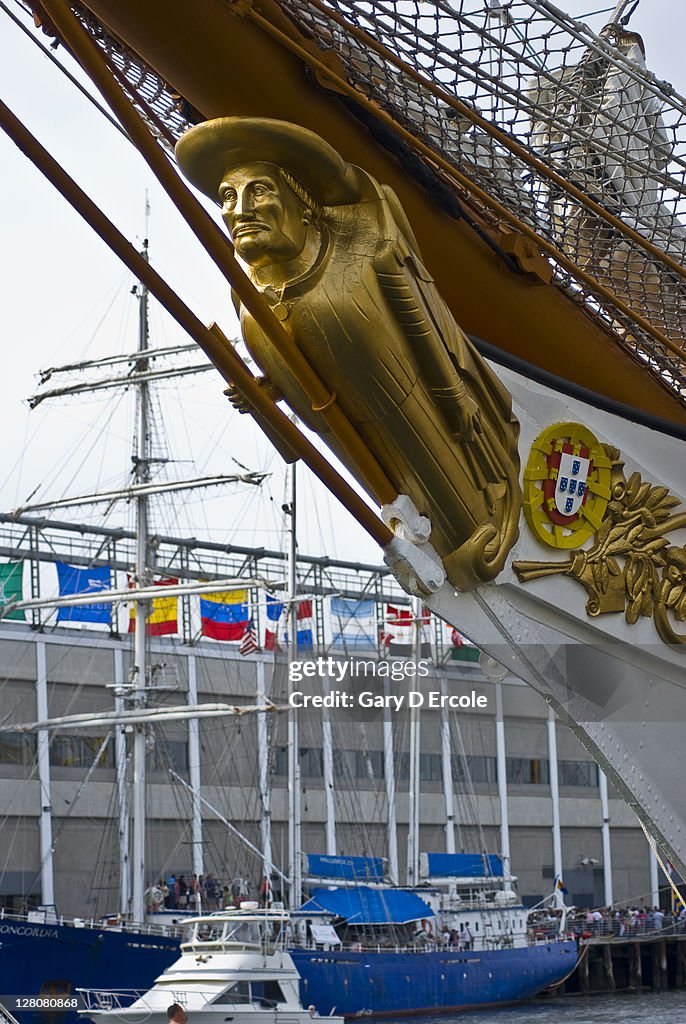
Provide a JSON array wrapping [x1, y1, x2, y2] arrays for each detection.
[[78, 906, 343, 1024]]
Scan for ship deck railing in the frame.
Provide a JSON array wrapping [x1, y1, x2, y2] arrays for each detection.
[[0, 906, 183, 938], [293, 938, 536, 954], [530, 919, 686, 944], [76, 990, 147, 1012], [0, 1003, 21, 1024]]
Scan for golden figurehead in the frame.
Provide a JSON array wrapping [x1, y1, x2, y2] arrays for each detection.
[[176, 118, 521, 588]]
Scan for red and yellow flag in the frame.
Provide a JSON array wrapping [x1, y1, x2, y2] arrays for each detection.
[[129, 577, 178, 636]]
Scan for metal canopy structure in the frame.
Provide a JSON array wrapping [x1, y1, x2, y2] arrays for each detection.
[[0, 512, 419, 649]]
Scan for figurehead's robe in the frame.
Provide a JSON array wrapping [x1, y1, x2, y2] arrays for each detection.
[[239, 172, 521, 585]]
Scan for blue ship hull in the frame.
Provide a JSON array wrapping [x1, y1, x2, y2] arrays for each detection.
[[0, 918, 179, 1024], [0, 918, 576, 1022], [291, 943, 578, 1016]]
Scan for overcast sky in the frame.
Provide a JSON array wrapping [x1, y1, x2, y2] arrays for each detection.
[[0, 0, 682, 569]]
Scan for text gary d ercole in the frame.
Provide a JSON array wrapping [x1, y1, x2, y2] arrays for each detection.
[[287, 656, 489, 711]]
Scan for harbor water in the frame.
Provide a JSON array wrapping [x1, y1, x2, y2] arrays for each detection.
[[398, 990, 686, 1024]]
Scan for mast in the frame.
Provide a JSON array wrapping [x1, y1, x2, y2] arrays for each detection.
[[322, 700, 336, 856], [494, 682, 511, 887], [130, 222, 152, 924], [287, 460, 302, 907], [547, 708, 563, 888], [256, 660, 273, 883], [114, 648, 130, 916], [440, 677, 456, 858], [599, 769, 614, 907], [383, 682, 399, 885], [187, 653, 204, 891], [36, 640, 55, 907], [406, 596, 422, 886]]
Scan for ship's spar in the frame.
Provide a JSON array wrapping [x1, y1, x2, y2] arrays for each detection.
[[2, 0, 686, 887]]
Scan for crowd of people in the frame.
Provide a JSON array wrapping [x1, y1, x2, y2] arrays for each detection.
[[412, 920, 474, 950], [143, 873, 261, 913], [567, 904, 686, 939]]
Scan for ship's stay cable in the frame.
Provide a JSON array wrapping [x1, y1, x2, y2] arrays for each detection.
[[0, 0, 128, 143], [1, 275, 128, 508], [638, 819, 686, 912], [450, 702, 495, 851], [452, 700, 522, 934], [20, 276, 134, 515], [0, 645, 113, 910], [576, 7, 618, 19], [327, 689, 405, 875], [85, 778, 121, 917], [34, 391, 127, 520], [32, 733, 113, 899], [193, 716, 268, 886], [152, 728, 209, 881], [201, 718, 263, 839], [0, 664, 42, 900], [187, 658, 267, 878]]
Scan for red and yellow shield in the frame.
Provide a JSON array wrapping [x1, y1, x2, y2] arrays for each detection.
[[523, 422, 611, 549]]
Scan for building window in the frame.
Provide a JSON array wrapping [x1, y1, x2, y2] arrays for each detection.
[[420, 752, 443, 782], [506, 757, 549, 784], [332, 748, 353, 778], [151, 738, 189, 773], [273, 746, 323, 778], [452, 755, 498, 784], [558, 760, 599, 787], [300, 747, 323, 778], [271, 748, 499, 786], [397, 752, 442, 782], [395, 749, 444, 778], [50, 735, 114, 769], [354, 749, 385, 780], [0, 732, 37, 765]]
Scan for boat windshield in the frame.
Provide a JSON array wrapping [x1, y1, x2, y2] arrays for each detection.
[[184, 918, 269, 947], [193, 922, 226, 943], [224, 920, 262, 945], [182, 913, 289, 950]]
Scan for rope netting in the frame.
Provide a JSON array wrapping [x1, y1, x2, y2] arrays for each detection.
[[73, 5, 198, 144], [276, 0, 686, 399], [55, 0, 686, 401]]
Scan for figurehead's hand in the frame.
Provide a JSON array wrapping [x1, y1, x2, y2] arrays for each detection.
[[224, 377, 282, 414], [224, 383, 252, 414], [456, 394, 483, 442]]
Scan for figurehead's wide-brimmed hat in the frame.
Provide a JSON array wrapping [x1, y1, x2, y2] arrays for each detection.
[[175, 117, 363, 205]]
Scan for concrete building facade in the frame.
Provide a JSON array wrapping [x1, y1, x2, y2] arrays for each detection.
[[0, 619, 658, 919]]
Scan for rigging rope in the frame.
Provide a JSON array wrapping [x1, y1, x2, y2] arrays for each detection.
[[638, 819, 686, 913]]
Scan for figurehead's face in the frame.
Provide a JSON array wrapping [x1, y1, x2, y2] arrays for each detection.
[[219, 161, 312, 267]]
